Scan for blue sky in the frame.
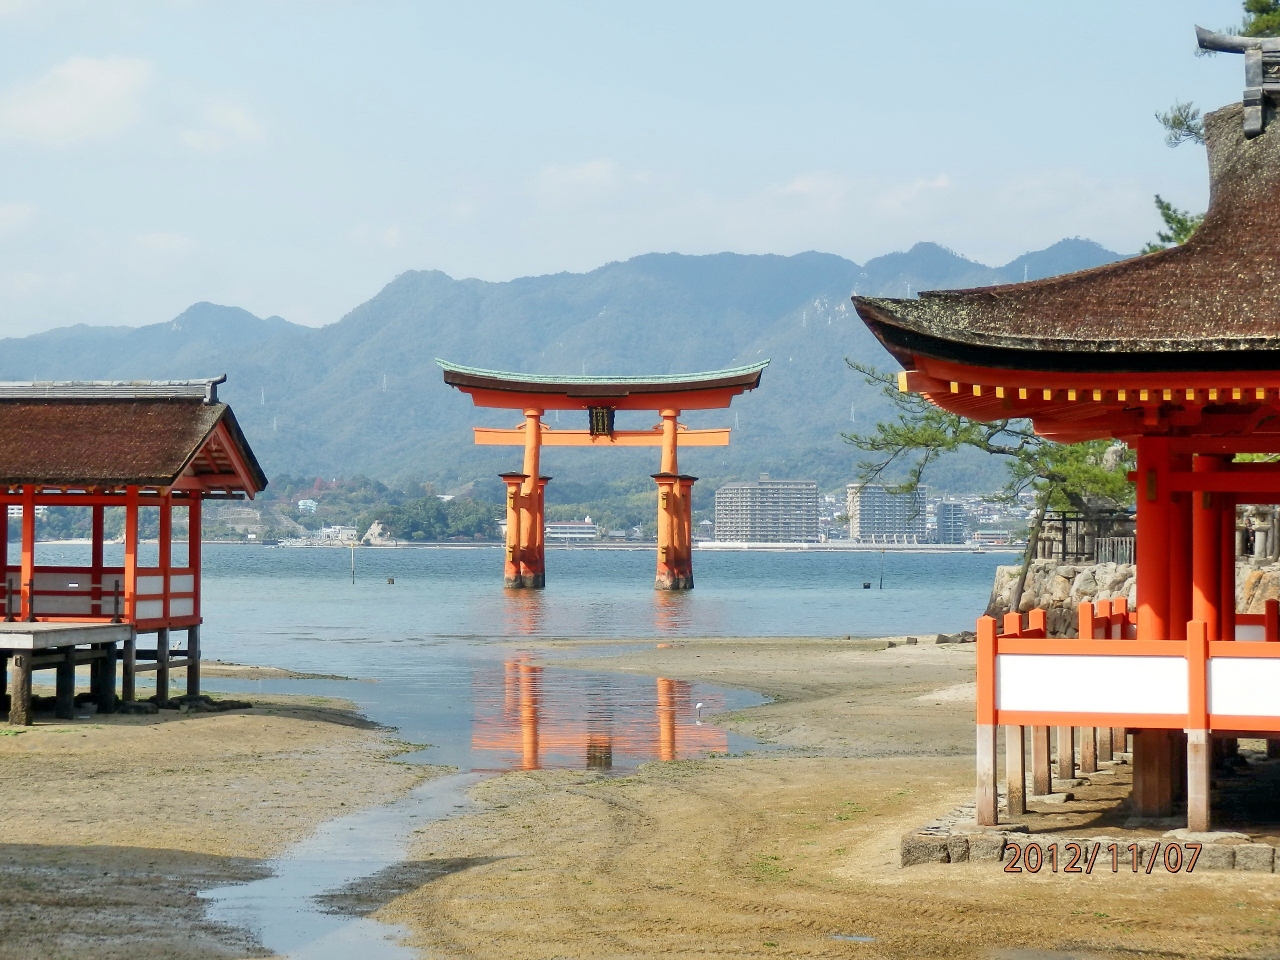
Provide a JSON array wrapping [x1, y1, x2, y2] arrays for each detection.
[[0, 1, 1247, 335]]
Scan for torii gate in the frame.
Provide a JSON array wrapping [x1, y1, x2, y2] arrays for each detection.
[[437, 360, 768, 590]]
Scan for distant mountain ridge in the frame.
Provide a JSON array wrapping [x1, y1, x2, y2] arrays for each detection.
[[0, 238, 1129, 495]]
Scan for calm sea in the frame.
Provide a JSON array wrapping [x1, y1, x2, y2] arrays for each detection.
[[30, 543, 1008, 772]]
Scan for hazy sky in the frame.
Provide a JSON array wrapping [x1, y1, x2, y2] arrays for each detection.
[[0, 1, 1248, 335]]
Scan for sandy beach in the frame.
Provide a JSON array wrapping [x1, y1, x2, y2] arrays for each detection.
[[3, 640, 1280, 959], [0, 689, 426, 960]]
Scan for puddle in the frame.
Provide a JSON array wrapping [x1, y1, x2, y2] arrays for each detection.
[[202, 771, 485, 959], [831, 934, 876, 942]]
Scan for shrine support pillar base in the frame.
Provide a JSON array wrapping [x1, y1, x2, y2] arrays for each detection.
[[1188, 729, 1212, 832]]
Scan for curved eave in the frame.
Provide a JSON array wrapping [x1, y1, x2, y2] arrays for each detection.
[[435, 358, 769, 397], [855, 298, 1280, 375]]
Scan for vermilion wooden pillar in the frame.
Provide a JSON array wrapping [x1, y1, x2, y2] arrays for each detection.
[[1192, 456, 1222, 641], [20, 485, 35, 621], [123, 486, 139, 622], [517, 410, 546, 589], [654, 410, 694, 590], [1168, 453, 1194, 641], [90, 505, 104, 618], [499, 472, 526, 588], [1133, 438, 1174, 817], [1220, 494, 1238, 641]]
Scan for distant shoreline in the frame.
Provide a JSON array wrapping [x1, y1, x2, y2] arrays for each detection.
[[23, 538, 1020, 555]]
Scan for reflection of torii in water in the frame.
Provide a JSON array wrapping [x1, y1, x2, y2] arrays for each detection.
[[490, 661, 700, 770], [437, 360, 767, 591]]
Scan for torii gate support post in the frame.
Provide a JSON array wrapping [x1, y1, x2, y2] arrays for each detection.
[[654, 409, 694, 590], [517, 409, 546, 589], [500, 472, 527, 588]]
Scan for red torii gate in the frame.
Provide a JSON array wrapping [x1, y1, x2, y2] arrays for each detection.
[[438, 360, 767, 590]]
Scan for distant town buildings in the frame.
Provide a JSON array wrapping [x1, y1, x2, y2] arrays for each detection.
[[296, 498, 318, 514], [935, 500, 969, 544], [714, 476, 819, 542], [545, 517, 599, 543], [318, 524, 358, 542], [846, 483, 927, 543]]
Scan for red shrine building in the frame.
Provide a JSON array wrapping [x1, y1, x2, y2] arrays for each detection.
[[0, 378, 266, 725], [855, 89, 1280, 832]]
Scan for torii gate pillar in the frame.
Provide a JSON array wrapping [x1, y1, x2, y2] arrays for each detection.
[[654, 409, 695, 589]]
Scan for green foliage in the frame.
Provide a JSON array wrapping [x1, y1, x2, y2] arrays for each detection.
[[1155, 101, 1204, 147], [844, 361, 1134, 514], [357, 496, 500, 541], [1244, 0, 1280, 36], [1140, 195, 1205, 254]]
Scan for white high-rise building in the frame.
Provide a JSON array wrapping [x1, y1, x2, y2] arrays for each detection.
[[846, 483, 927, 543], [936, 500, 969, 544], [714, 477, 819, 542]]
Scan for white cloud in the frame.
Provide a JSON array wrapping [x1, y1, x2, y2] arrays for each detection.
[[535, 159, 652, 205], [135, 232, 195, 254], [0, 201, 35, 236], [180, 101, 264, 151], [0, 57, 154, 145], [351, 224, 403, 250]]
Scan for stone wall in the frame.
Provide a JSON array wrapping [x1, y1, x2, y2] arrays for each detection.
[[986, 560, 1136, 638], [987, 558, 1280, 637]]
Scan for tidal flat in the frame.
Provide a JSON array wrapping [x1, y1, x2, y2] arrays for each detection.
[[4, 640, 1277, 959]]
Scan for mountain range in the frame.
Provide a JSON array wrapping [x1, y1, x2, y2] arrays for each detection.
[[0, 238, 1129, 499]]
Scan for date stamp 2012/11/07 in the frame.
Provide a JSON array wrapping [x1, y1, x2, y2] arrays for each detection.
[[1004, 840, 1202, 874]]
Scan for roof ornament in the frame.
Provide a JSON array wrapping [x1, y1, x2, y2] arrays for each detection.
[[1197, 25, 1280, 137]]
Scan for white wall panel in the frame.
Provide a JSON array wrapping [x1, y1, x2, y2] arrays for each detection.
[[997, 654, 1187, 715], [1209, 658, 1280, 717]]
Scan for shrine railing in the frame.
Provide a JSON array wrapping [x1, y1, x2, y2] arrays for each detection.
[[978, 597, 1280, 734], [0, 564, 197, 630]]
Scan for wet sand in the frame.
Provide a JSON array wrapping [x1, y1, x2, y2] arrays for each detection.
[[5, 640, 1280, 958], [371, 638, 1280, 959], [0, 692, 425, 959]]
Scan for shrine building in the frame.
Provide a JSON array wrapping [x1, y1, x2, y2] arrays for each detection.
[[0, 378, 266, 725], [438, 360, 767, 590], [854, 50, 1280, 833]]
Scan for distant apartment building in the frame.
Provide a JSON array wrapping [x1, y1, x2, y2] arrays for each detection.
[[936, 500, 969, 544], [545, 517, 598, 543], [714, 476, 820, 542], [296, 498, 319, 514], [846, 483, 927, 543]]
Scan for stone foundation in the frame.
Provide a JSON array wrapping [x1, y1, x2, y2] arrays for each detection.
[[987, 561, 1136, 637]]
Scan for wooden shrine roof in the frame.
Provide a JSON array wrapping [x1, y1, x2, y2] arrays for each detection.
[[0, 380, 267, 494], [437, 359, 768, 410], [855, 102, 1280, 374]]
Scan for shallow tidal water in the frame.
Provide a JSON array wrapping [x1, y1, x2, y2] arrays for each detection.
[[35, 542, 1008, 957]]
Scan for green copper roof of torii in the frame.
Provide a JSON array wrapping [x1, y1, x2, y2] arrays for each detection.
[[435, 359, 769, 392]]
